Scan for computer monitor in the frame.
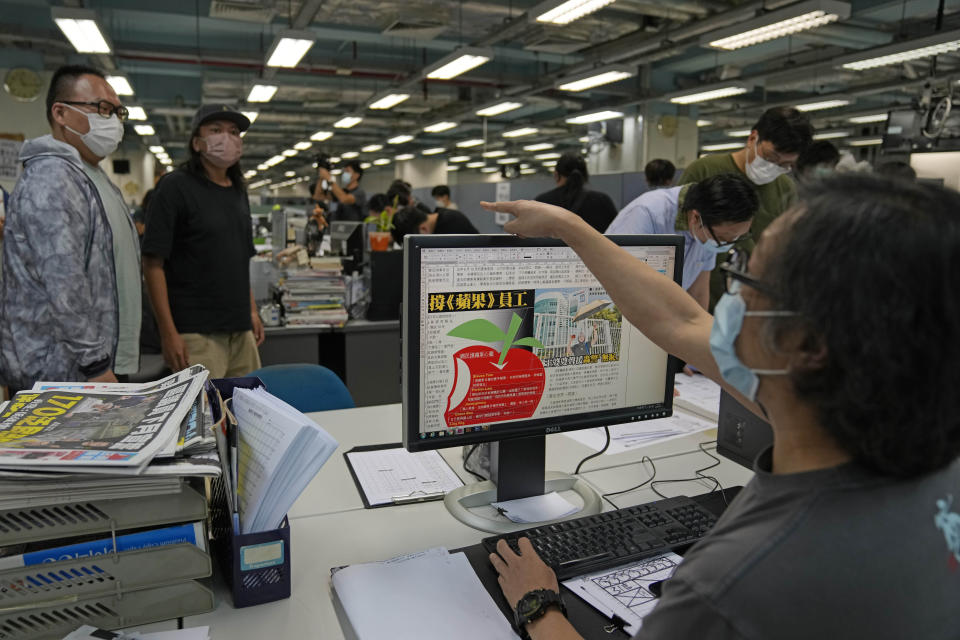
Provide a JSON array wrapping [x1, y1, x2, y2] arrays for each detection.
[[329, 220, 365, 272], [402, 234, 683, 532]]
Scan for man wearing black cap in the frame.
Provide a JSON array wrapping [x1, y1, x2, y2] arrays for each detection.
[[142, 104, 265, 378]]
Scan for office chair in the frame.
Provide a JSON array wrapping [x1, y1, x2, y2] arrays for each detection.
[[248, 364, 355, 413]]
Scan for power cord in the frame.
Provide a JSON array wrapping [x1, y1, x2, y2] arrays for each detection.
[[600, 455, 657, 511], [573, 426, 611, 475], [462, 443, 488, 481], [650, 440, 729, 507]]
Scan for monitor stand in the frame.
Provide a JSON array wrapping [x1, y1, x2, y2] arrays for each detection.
[[444, 434, 601, 534]]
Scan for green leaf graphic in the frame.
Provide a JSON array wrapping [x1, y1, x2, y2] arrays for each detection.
[[447, 318, 507, 343], [498, 313, 524, 366], [512, 337, 545, 349]]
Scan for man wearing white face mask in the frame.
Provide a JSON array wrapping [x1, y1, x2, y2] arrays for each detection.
[[142, 104, 264, 378], [679, 107, 813, 309], [316, 160, 366, 222], [0, 65, 140, 390]]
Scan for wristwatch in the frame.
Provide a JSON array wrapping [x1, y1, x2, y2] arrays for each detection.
[[514, 588, 567, 638]]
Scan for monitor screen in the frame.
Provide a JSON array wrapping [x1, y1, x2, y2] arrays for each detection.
[[402, 234, 683, 452]]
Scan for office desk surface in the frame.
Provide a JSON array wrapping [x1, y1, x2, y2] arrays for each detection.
[[288, 403, 742, 519]]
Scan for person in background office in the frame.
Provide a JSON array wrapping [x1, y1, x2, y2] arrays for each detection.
[[607, 173, 757, 311], [0, 65, 140, 390], [679, 106, 813, 309], [794, 140, 840, 181], [387, 180, 432, 215], [431, 184, 459, 211], [390, 205, 479, 245], [366, 193, 389, 218], [644, 158, 676, 188], [316, 160, 366, 222], [481, 174, 960, 639], [876, 160, 917, 181], [534, 152, 618, 232], [142, 104, 264, 378]]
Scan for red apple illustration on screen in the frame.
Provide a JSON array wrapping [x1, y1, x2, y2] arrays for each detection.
[[444, 312, 546, 427]]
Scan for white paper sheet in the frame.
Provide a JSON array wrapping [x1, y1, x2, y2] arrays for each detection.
[[492, 491, 579, 523], [346, 448, 464, 506], [562, 552, 682, 635], [332, 548, 519, 640], [562, 411, 717, 455], [673, 374, 722, 421]]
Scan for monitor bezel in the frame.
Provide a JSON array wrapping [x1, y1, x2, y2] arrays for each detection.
[[402, 233, 685, 452]]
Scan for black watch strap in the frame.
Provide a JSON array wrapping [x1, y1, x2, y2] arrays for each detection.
[[514, 588, 567, 638]]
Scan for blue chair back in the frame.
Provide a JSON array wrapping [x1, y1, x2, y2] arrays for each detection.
[[248, 364, 355, 413]]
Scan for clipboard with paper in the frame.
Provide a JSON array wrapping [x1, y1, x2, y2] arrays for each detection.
[[344, 444, 465, 508]]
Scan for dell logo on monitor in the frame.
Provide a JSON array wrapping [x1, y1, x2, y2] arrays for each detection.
[[545, 426, 562, 434]]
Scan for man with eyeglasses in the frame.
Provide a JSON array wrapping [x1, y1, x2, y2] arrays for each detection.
[[0, 65, 140, 391], [607, 173, 758, 311], [678, 107, 813, 309]]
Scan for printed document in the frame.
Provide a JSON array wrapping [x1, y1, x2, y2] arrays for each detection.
[[345, 447, 463, 506]]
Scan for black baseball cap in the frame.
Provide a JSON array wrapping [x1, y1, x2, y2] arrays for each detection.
[[191, 104, 251, 132]]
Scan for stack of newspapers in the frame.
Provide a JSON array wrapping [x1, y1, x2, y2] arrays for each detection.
[[280, 259, 349, 327], [0, 366, 219, 488]]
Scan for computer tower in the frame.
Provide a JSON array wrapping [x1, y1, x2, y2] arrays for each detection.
[[366, 250, 403, 321], [716, 390, 773, 469]]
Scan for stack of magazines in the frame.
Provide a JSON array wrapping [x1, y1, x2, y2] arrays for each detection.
[[281, 258, 349, 327]]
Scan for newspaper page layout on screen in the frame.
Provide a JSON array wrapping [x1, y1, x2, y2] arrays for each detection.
[[417, 245, 674, 439]]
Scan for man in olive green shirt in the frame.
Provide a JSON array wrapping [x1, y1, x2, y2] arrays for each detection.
[[679, 106, 813, 307]]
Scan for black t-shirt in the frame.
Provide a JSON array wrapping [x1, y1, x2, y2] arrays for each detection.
[[334, 185, 367, 222], [434, 209, 479, 234], [534, 186, 618, 232], [141, 170, 255, 334]]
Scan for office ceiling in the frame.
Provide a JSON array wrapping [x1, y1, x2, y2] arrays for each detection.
[[3, 0, 960, 185]]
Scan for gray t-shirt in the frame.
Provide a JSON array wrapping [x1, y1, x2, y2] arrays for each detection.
[[81, 162, 141, 375], [638, 448, 960, 639]]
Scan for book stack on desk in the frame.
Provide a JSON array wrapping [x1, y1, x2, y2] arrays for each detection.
[[280, 259, 349, 327], [0, 367, 221, 637]]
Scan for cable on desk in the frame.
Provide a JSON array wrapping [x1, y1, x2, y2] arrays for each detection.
[[650, 440, 729, 507], [462, 444, 488, 481], [573, 426, 611, 475], [600, 455, 657, 511]]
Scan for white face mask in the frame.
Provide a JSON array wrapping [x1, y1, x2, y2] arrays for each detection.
[[200, 132, 243, 169], [62, 104, 124, 158], [745, 139, 790, 185], [340, 171, 353, 187]]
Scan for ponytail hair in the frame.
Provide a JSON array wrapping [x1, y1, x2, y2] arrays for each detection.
[[555, 152, 588, 207]]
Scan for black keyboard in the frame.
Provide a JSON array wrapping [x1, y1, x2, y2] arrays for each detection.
[[482, 495, 717, 580]]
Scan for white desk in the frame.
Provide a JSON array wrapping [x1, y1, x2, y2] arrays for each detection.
[[184, 403, 755, 639]]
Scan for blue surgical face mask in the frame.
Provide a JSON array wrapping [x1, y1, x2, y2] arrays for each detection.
[[692, 215, 736, 255], [709, 291, 795, 402]]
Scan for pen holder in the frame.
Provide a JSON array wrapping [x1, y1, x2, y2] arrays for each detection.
[[207, 377, 293, 608]]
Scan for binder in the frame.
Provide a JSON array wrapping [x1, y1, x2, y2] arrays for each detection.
[[343, 443, 464, 509]]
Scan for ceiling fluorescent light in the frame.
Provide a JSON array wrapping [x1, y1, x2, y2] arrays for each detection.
[[369, 93, 411, 110], [134, 125, 155, 136], [543, 160, 558, 167], [265, 30, 315, 68], [265, 155, 285, 167], [502, 127, 539, 138], [127, 106, 147, 121], [481, 167, 499, 173], [535, 152, 562, 160], [565, 110, 623, 125], [373, 158, 391, 166], [294, 141, 313, 150], [556, 65, 634, 92], [466, 161, 486, 168], [395, 154, 415, 161], [424, 121, 457, 133], [457, 138, 485, 147], [838, 29, 960, 71], [704, 0, 850, 51], [51, 7, 112, 54], [360, 162, 372, 169], [341, 151, 359, 159], [284, 171, 296, 178], [847, 113, 888, 124], [310, 130, 333, 141], [795, 99, 850, 111], [847, 138, 883, 146], [524, 143, 554, 151], [387, 135, 414, 144], [282, 149, 298, 157], [696, 119, 714, 127], [813, 131, 850, 139], [726, 129, 752, 137], [449, 156, 471, 162], [532, 0, 616, 25], [701, 142, 744, 151], [422, 147, 447, 155], [476, 101, 523, 117], [447, 166, 460, 171], [520, 168, 537, 175], [334, 116, 363, 128], [242, 111, 259, 124], [670, 86, 748, 104], [497, 157, 520, 164], [247, 84, 278, 103], [482, 150, 507, 158], [361, 144, 383, 152], [424, 47, 493, 80], [149, 146, 165, 154], [105, 76, 134, 96]]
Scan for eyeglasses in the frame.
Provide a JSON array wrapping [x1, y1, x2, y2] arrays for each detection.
[[701, 218, 751, 252], [59, 100, 129, 121], [719, 249, 778, 298]]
